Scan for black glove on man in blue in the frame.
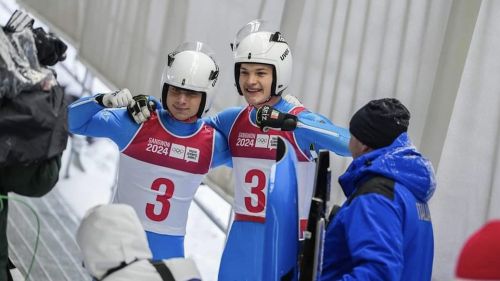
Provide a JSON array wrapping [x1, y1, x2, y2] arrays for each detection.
[[256, 105, 298, 132]]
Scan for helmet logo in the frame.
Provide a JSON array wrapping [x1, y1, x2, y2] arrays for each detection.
[[209, 68, 219, 81], [248, 52, 251, 59], [209, 65, 219, 87], [280, 48, 289, 61], [182, 79, 186, 86]]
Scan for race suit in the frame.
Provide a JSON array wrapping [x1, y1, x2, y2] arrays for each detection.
[[68, 95, 230, 260], [206, 97, 350, 280]]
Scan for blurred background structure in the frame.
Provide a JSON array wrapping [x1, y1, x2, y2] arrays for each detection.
[[2, 0, 500, 280]]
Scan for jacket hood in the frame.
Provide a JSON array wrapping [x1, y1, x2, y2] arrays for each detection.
[[339, 133, 436, 202], [76, 204, 152, 279]]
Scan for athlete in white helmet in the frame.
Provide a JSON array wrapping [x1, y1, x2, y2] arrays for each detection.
[[68, 42, 230, 260], [127, 21, 352, 279], [206, 19, 352, 280]]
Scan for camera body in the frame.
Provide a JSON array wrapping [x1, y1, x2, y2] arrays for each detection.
[[32, 27, 67, 66], [3, 9, 67, 66]]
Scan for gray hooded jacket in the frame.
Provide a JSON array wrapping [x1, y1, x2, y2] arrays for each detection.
[[76, 204, 201, 281]]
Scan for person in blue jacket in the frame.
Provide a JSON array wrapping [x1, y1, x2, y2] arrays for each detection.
[[68, 42, 230, 260], [321, 98, 436, 281]]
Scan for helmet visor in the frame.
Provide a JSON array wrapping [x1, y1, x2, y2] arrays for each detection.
[[172, 41, 217, 62], [232, 19, 279, 55]]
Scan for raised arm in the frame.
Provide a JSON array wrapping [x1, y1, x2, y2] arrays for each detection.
[[68, 89, 140, 150], [295, 110, 351, 157], [256, 105, 351, 157]]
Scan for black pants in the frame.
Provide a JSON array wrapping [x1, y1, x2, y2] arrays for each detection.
[[0, 194, 8, 281], [0, 155, 61, 281]]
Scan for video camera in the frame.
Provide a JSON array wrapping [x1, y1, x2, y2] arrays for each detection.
[[0, 10, 69, 166], [4, 9, 67, 66]]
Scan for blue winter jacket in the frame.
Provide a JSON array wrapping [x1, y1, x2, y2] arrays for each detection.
[[321, 133, 436, 281]]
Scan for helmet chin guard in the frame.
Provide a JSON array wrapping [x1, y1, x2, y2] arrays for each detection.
[[232, 19, 292, 97], [160, 42, 219, 118]]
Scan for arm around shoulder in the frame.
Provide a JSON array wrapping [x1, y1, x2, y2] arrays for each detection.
[[211, 128, 232, 168], [203, 106, 242, 137]]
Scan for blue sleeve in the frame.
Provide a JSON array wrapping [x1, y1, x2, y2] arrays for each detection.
[[148, 95, 163, 110], [204, 108, 242, 168], [67, 95, 139, 150], [211, 129, 232, 168], [295, 110, 351, 157], [204, 107, 242, 138], [339, 195, 404, 280]]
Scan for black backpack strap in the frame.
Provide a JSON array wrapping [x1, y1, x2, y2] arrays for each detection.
[[149, 259, 176, 281], [346, 176, 395, 205], [99, 259, 139, 280], [326, 204, 341, 226]]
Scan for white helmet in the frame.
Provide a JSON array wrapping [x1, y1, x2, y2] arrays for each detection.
[[232, 19, 292, 97], [161, 41, 219, 118]]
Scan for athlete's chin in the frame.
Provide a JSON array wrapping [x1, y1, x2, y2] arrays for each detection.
[[244, 95, 267, 106], [171, 112, 190, 121]]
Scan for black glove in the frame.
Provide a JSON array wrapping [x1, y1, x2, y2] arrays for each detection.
[[32, 27, 67, 66], [256, 105, 298, 132], [127, 95, 157, 124]]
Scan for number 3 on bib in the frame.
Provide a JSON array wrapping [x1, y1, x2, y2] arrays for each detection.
[[145, 178, 175, 221], [244, 169, 266, 213]]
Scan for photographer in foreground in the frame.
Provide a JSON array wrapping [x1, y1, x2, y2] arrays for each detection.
[[0, 10, 68, 280]]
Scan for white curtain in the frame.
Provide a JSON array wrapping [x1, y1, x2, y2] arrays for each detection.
[[431, 0, 500, 279], [15, 0, 500, 279], [17, 0, 84, 46], [281, 0, 459, 207]]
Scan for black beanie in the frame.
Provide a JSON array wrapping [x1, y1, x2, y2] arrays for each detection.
[[349, 98, 410, 149]]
